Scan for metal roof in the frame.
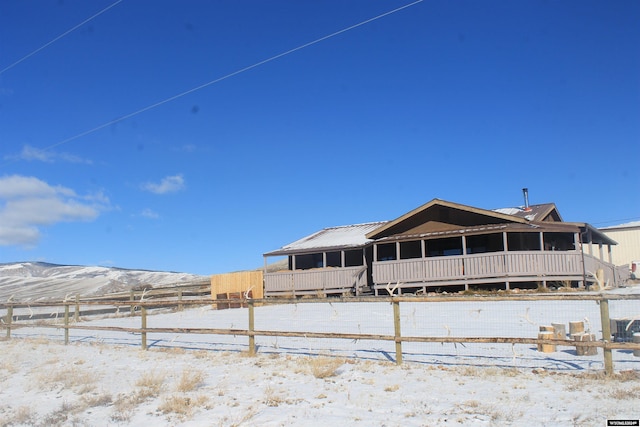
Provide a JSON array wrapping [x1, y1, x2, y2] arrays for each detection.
[[600, 221, 640, 230], [493, 203, 560, 222], [264, 221, 389, 256], [265, 200, 614, 257]]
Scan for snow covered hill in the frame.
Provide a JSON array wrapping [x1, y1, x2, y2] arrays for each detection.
[[0, 262, 208, 301]]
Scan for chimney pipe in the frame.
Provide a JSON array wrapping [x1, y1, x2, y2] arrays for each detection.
[[522, 188, 531, 211]]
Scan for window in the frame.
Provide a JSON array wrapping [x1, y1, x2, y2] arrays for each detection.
[[466, 233, 503, 254], [400, 240, 422, 259], [426, 237, 463, 257], [295, 253, 323, 270], [376, 243, 397, 261], [345, 249, 364, 266], [543, 233, 575, 251], [507, 233, 541, 251], [326, 251, 342, 267]]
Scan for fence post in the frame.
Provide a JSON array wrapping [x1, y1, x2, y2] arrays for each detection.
[[392, 299, 403, 365], [5, 305, 13, 339], [248, 300, 256, 356], [64, 303, 70, 345], [130, 290, 135, 316], [598, 297, 613, 375], [141, 306, 147, 350], [74, 295, 80, 322]]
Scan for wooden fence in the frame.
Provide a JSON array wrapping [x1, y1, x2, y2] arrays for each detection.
[[2, 293, 640, 375]]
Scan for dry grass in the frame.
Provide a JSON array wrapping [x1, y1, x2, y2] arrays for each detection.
[[175, 369, 205, 392], [610, 387, 640, 400], [135, 371, 166, 398], [109, 370, 167, 422], [0, 359, 17, 375], [36, 366, 98, 393], [307, 356, 344, 379], [454, 399, 520, 424], [110, 394, 138, 423], [157, 347, 186, 355], [457, 366, 519, 378], [263, 386, 285, 407], [1, 405, 35, 426], [225, 405, 259, 427], [81, 392, 113, 407], [261, 385, 304, 407], [158, 394, 209, 419], [41, 400, 84, 427], [591, 370, 640, 382]]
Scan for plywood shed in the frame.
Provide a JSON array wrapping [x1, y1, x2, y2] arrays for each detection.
[[211, 270, 264, 301]]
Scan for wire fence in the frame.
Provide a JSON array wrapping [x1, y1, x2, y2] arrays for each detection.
[[1, 293, 639, 375]]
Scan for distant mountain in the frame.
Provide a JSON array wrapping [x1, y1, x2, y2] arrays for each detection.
[[0, 262, 209, 301]]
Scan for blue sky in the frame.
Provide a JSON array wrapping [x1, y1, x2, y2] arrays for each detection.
[[0, 0, 638, 275]]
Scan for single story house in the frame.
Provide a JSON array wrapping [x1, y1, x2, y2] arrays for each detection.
[[263, 199, 622, 296]]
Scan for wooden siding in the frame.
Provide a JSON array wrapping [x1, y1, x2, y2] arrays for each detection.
[[597, 227, 640, 267], [211, 271, 264, 299], [264, 266, 367, 296]]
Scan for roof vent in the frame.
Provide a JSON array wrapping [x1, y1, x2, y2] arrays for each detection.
[[522, 188, 532, 212]]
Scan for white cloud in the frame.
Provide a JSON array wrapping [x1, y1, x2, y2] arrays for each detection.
[[140, 208, 159, 219], [141, 174, 185, 194], [0, 175, 110, 247], [5, 145, 92, 164]]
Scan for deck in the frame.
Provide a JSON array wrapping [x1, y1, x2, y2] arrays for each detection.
[[372, 251, 619, 294], [264, 266, 368, 297], [264, 251, 622, 296]]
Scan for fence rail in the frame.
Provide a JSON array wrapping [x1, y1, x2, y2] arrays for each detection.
[[2, 293, 639, 375]]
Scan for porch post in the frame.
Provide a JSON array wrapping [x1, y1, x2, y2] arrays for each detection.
[[579, 232, 587, 288], [588, 229, 593, 255], [539, 232, 544, 251], [395, 241, 400, 260], [421, 240, 425, 258], [607, 245, 613, 264], [341, 250, 346, 268], [373, 244, 378, 263], [292, 255, 296, 271], [598, 243, 604, 261], [323, 252, 327, 268], [461, 236, 468, 290]]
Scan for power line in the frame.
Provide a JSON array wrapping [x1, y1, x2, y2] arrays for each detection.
[[30, 0, 425, 154], [0, 0, 124, 76], [593, 217, 640, 227]]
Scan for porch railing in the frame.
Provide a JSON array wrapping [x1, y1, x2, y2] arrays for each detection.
[[264, 266, 367, 296], [372, 251, 588, 286]]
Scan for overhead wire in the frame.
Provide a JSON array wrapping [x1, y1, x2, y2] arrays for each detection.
[[592, 217, 640, 226], [26, 0, 425, 155], [0, 0, 124, 76]]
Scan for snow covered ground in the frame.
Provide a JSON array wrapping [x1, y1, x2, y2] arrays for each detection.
[[2, 286, 639, 426]]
